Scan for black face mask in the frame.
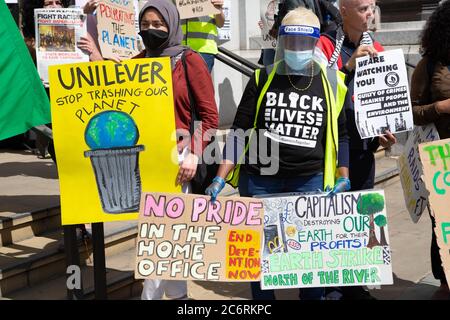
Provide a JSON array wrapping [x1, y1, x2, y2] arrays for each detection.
[[139, 29, 169, 50]]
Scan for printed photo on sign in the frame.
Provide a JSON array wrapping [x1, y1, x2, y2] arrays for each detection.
[[419, 138, 450, 285], [398, 125, 439, 223], [135, 193, 264, 281], [35, 8, 89, 85], [260, 191, 393, 290], [38, 25, 76, 52], [354, 49, 414, 139], [48, 58, 180, 225]]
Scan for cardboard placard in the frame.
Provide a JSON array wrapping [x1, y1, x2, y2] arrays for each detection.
[[135, 193, 264, 281], [419, 138, 450, 283], [96, 0, 139, 60], [260, 191, 393, 289], [398, 125, 440, 222]]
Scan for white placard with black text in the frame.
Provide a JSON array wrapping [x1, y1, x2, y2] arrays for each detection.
[[354, 49, 413, 139]]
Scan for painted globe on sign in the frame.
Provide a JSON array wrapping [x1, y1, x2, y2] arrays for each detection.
[[85, 111, 139, 149]]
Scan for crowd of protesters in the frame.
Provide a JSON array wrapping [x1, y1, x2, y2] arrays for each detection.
[[1, 0, 449, 300]]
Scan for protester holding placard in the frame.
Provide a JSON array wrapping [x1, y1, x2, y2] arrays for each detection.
[[269, 0, 342, 38], [315, 0, 397, 300], [257, 0, 279, 66], [76, 0, 104, 62], [21, 0, 74, 160], [181, 0, 225, 72], [135, 0, 218, 300], [316, 1, 397, 213], [22, 0, 70, 65], [20, 0, 95, 246], [410, 1, 450, 295], [75, 0, 124, 62], [206, 7, 351, 300]]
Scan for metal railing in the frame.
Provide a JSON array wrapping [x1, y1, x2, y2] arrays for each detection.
[[218, 46, 260, 71], [215, 53, 254, 77], [406, 61, 417, 69]]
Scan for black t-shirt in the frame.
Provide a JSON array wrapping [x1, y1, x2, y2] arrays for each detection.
[[233, 69, 346, 177]]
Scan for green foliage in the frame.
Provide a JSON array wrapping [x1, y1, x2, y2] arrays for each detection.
[[374, 215, 387, 227], [356, 193, 385, 216]]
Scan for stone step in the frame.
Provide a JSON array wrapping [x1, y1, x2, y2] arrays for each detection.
[[0, 220, 138, 296], [373, 28, 421, 46], [383, 44, 421, 65], [0, 150, 61, 246], [3, 246, 142, 300], [227, 49, 261, 65], [380, 21, 426, 31], [0, 206, 61, 247]]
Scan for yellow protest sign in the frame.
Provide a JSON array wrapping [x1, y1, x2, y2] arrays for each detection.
[[49, 58, 180, 225]]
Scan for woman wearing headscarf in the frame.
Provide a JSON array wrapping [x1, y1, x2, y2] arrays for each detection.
[[136, 0, 219, 300]]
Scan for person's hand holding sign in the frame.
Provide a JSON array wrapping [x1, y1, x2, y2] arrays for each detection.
[[211, 0, 224, 9], [436, 98, 450, 114], [379, 130, 397, 148], [83, 0, 99, 14], [77, 34, 103, 61], [344, 45, 378, 72], [176, 152, 199, 186], [211, 0, 225, 28]]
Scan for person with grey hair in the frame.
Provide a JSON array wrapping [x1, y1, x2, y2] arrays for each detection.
[[316, 0, 396, 300]]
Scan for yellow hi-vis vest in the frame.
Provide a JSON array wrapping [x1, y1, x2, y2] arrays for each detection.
[[226, 63, 348, 190], [181, 15, 219, 55]]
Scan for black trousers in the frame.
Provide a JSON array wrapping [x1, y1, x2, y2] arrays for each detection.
[[349, 149, 375, 191], [429, 212, 447, 284], [339, 150, 376, 299]]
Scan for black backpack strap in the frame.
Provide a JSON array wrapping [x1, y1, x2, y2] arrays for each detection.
[[181, 49, 199, 136]]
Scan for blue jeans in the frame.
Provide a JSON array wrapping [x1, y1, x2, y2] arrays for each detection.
[[239, 170, 325, 300], [200, 53, 215, 73]]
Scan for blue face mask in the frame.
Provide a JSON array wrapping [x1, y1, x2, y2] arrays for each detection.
[[284, 50, 313, 71]]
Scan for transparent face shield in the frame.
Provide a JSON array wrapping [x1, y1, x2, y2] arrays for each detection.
[[273, 25, 321, 76]]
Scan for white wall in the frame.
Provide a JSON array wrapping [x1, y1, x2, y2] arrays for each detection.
[[214, 0, 262, 129]]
